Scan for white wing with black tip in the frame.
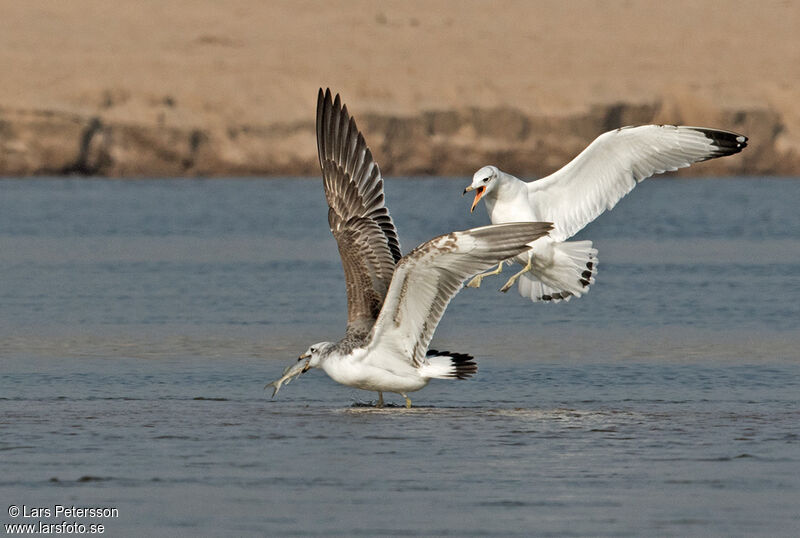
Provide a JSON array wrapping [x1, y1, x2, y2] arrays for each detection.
[[528, 125, 748, 241]]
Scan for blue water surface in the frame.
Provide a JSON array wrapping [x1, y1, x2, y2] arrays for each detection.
[[1, 177, 799, 536]]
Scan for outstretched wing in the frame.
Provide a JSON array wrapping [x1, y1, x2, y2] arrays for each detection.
[[366, 222, 552, 367], [317, 88, 403, 336], [528, 125, 747, 241]]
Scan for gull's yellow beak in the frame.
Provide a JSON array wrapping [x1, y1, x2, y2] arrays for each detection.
[[465, 185, 486, 213]]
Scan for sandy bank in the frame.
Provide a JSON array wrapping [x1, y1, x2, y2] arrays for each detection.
[[1, 1, 797, 177]]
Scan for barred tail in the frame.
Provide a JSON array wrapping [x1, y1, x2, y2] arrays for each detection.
[[522, 240, 598, 302]]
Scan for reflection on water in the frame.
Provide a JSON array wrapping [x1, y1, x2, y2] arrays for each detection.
[[1, 177, 799, 535]]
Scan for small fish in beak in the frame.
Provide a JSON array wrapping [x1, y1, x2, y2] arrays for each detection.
[[265, 357, 311, 398]]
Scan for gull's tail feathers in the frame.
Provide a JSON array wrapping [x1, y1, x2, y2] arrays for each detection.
[[524, 240, 598, 302], [419, 350, 477, 380]]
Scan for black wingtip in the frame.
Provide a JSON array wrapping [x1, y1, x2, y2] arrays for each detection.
[[332, 92, 342, 113], [694, 127, 748, 158]]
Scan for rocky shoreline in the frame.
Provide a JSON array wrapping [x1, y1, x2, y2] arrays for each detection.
[[1, 98, 789, 178]]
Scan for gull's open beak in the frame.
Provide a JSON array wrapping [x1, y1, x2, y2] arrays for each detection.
[[301, 360, 310, 373], [463, 186, 474, 196], [468, 186, 486, 213]]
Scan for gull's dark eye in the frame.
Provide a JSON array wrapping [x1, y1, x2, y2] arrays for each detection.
[[483, 177, 489, 183]]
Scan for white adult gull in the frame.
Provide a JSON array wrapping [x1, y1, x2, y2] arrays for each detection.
[[266, 89, 552, 407], [463, 125, 748, 302]]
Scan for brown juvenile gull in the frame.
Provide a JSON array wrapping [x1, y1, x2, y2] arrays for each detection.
[[266, 89, 552, 407], [463, 125, 748, 302]]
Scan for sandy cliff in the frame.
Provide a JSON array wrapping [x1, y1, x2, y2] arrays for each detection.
[[1, 1, 797, 177]]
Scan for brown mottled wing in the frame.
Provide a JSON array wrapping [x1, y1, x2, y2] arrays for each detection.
[[366, 222, 552, 367], [317, 88, 402, 335]]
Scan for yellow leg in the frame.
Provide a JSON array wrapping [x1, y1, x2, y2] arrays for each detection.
[[402, 394, 412, 408], [376, 392, 384, 408], [499, 257, 533, 293], [467, 262, 504, 288]]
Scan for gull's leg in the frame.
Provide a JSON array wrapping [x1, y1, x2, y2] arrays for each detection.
[[499, 256, 533, 293], [376, 392, 384, 408], [466, 262, 504, 288], [401, 393, 412, 409]]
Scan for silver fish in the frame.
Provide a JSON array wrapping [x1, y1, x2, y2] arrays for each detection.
[[265, 358, 310, 398]]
